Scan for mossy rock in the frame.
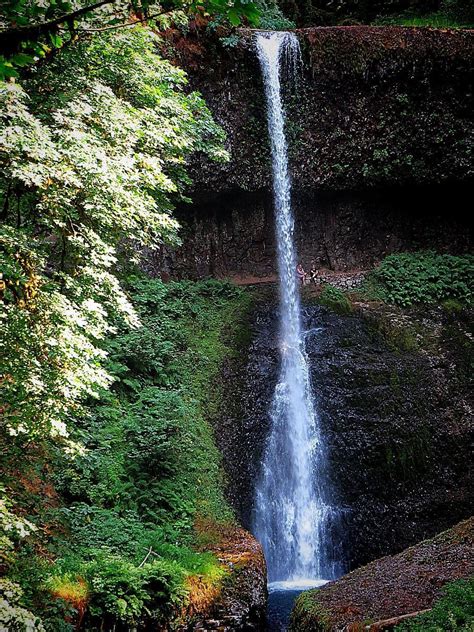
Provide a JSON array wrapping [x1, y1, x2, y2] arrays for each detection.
[[318, 284, 353, 315], [290, 591, 332, 631]]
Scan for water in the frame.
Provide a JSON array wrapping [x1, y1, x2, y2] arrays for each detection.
[[267, 580, 328, 631], [253, 31, 339, 590]]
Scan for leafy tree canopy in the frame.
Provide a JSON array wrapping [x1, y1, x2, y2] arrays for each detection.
[[0, 0, 259, 78], [0, 26, 228, 438]]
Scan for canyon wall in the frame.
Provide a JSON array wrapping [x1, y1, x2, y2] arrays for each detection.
[[217, 296, 473, 571], [155, 26, 473, 279]]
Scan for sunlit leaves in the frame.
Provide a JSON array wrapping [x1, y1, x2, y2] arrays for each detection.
[[0, 27, 228, 439], [0, 0, 260, 79]]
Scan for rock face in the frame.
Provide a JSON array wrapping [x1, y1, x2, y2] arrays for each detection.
[[214, 294, 280, 526], [154, 185, 471, 280], [170, 26, 474, 194], [290, 517, 474, 631], [153, 26, 473, 279], [217, 294, 473, 571], [180, 525, 267, 631], [306, 301, 473, 568]]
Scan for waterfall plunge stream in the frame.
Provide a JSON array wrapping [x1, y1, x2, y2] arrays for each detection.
[[253, 32, 338, 592]]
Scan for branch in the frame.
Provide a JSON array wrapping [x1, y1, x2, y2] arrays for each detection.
[[365, 609, 432, 630], [58, 9, 175, 33], [0, 0, 115, 54], [139, 547, 153, 567]]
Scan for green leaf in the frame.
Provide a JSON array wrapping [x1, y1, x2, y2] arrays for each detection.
[[0, 58, 19, 79], [49, 32, 63, 48], [10, 53, 35, 67], [227, 9, 241, 25]]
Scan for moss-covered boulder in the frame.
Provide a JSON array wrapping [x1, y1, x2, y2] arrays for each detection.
[[179, 523, 267, 631]]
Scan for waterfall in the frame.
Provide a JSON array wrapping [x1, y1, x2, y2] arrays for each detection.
[[253, 31, 335, 585]]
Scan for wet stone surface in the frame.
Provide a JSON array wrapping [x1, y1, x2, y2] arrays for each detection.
[[216, 300, 473, 571]]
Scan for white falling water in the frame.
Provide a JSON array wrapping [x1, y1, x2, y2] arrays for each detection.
[[253, 32, 332, 584]]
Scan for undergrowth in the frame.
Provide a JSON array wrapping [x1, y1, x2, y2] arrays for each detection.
[[2, 277, 253, 630], [374, 12, 474, 27], [362, 252, 473, 307]]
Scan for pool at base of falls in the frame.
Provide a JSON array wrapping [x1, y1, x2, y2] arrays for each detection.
[[267, 579, 329, 631]]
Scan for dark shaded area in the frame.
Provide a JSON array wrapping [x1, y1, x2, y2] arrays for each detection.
[[277, 0, 473, 27], [215, 297, 280, 526], [154, 184, 472, 279], [267, 587, 318, 631]]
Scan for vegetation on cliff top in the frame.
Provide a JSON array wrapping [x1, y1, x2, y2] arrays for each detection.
[[276, 0, 473, 27]]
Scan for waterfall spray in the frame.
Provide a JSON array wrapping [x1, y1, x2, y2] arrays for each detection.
[[253, 32, 335, 585]]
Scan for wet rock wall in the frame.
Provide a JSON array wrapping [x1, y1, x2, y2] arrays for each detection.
[[217, 296, 473, 571]]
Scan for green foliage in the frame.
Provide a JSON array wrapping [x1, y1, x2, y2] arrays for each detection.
[[0, 28, 227, 438], [318, 284, 353, 315], [395, 578, 474, 631], [3, 278, 252, 629], [0, 0, 260, 79], [0, 22, 254, 629], [83, 555, 187, 625], [364, 252, 474, 307], [0, 488, 38, 569], [253, 0, 295, 29], [56, 278, 246, 528]]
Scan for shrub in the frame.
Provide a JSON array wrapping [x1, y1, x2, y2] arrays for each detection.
[[395, 577, 474, 630], [364, 252, 474, 307], [78, 555, 186, 626]]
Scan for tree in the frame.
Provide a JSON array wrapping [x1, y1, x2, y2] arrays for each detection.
[[0, 0, 259, 79], [0, 26, 228, 438]]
